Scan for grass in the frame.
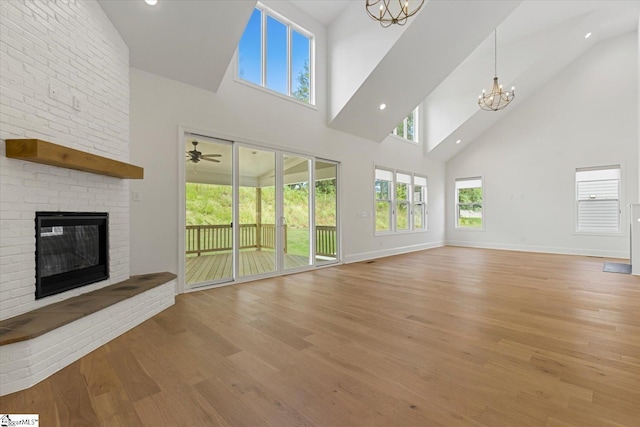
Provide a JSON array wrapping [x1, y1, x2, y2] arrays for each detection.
[[187, 182, 337, 257], [286, 227, 310, 256], [458, 218, 483, 227]]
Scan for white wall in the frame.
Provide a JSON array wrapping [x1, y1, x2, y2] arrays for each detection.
[[0, 0, 131, 319], [129, 1, 445, 282], [327, 1, 407, 121], [445, 33, 638, 258]]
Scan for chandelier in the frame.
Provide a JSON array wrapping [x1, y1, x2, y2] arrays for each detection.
[[478, 29, 515, 111], [365, 0, 425, 28]]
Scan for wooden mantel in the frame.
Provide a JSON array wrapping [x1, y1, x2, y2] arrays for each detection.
[[5, 139, 144, 179]]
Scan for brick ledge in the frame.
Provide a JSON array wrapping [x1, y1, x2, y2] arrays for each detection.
[[0, 272, 176, 346]]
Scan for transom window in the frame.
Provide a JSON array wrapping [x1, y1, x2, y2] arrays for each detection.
[[391, 107, 419, 142], [238, 4, 314, 104], [455, 177, 483, 229], [375, 166, 428, 233], [576, 165, 621, 233]]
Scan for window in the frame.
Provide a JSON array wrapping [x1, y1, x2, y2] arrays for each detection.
[[238, 5, 314, 104], [455, 177, 483, 229], [396, 172, 411, 231], [576, 165, 620, 233], [375, 168, 393, 232], [375, 167, 428, 233], [391, 107, 419, 142], [413, 176, 427, 230]]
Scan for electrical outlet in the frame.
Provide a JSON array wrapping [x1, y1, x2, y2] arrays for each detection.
[[72, 95, 81, 111], [132, 190, 141, 201], [49, 84, 61, 100]]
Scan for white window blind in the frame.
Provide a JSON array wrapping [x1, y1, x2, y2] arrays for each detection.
[[375, 168, 393, 182], [455, 178, 482, 190], [576, 166, 620, 233]]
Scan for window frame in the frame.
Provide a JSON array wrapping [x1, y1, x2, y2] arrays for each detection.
[[391, 107, 419, 143], [374, 166, 428, 235], [395, 171, 412, 231], [575, 165, 622, 235], [413, 175, 428, 231], [236, 3, 315, 106], [375, 166, 394, 234], [455, 177, 484, 231]]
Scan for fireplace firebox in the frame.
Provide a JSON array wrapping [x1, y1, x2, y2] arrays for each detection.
[[35, 212, 108, 299]]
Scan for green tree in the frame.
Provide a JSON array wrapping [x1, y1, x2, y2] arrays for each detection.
[[406, 111, 415, 140], [458, 188, 482, 204], [292, 61, 310, 102]]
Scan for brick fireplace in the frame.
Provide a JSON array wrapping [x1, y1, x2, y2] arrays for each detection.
[[0, 0, 131, 319], [0, 0, 174, 395]]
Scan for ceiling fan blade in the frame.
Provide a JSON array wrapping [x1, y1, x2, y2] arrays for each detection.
[[201, 158, 220, 163], [200, 154, 222, 158]]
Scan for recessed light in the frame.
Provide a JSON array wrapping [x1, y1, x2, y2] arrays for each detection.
[[379, 103, 386, 110], [584, 32, 592, 39], [456, 139, 461, 144], [145, 0, 158, 5]]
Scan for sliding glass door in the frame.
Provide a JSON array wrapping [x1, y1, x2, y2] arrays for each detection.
[[237, 146, 277, 278], [184, 133, 339, 288], [185, 136, 233, 285], [283, 154, 312, 271], [315, 160, 338, 265]]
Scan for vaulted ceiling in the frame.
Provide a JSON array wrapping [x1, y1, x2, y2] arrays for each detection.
[[98, 0, 639, 161]]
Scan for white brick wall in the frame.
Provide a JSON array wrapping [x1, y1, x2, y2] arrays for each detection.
[[0, 279, 176, 396], [0, 0, 131, 319]]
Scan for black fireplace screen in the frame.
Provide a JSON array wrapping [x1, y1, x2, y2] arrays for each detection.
[[35, 212, 108, 299]]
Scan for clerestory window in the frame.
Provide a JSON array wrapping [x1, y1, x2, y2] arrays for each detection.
[[391, 107, 419, 143], [237, 4, 314, 105]]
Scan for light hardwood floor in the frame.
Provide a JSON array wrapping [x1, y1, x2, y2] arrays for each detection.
[[2, 247, 639, 426]]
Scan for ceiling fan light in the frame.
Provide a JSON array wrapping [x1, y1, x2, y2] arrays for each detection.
[[186, 140, 222, 164]]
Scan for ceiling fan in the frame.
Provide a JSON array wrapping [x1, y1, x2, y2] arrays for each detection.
[[186, 141, 222, 163]]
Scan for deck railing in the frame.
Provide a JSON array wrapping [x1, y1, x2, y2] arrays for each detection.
[[186, 224, 336, 257], [316, 225, 337, 257]]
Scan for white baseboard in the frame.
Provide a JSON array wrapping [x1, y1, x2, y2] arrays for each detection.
[[344, 241, 445, 264], [445, 240, 629, 259]]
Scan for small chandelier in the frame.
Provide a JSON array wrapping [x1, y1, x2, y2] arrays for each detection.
[[478, 29, 515, 111], [365, 0, 425, 28]]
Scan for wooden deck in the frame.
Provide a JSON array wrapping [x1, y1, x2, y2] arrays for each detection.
[[186, 250, 309, 284]]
